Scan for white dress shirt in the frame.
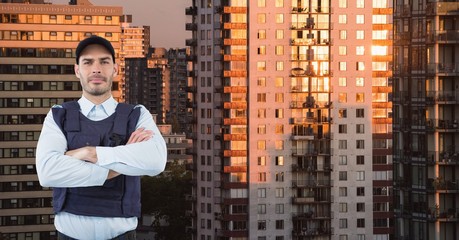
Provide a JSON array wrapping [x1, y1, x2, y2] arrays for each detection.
[[36, 96, 167, 240]]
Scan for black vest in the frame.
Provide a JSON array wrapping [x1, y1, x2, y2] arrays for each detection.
[[51, 101, 141, 217]]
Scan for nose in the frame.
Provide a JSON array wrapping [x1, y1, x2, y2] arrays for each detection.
[[92, 62, 102, 74]]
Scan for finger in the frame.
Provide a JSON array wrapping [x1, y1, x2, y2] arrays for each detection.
[[130, 131, 152, 143], [127, 128, 144, 144]]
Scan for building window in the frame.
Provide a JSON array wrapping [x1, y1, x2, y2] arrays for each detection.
[[258, 172, 266, 182], [356, 15, 365, 24], [257, 61, 266, 71], [258, 156, 266, 166], [339, 140, 347, 149], [275, 172, 284, 182], [357, 187, 365, 196], [356, 46, 365, 55], [339, 109, 347, 118], [275, 109, 284, 118], [339, 62, 347, 71], [258, 125, 266, 134], [339, 171, 347, 181], [339, 15, 347, 24], [258, 141, 266, 150], [356, 155, 365, 165], [275, 93, 284, 103], [257, 93, 266, 102], [276, 29, 284, 39], [356, 77, 365, 86], [339, 203, 348, 212], [275, 188, 284, 198], [258, 188, 266, 198], [258, 220, 266, 230], [356, 171, 365, 181], [340, 30, 347, 39], [275, 14, 284, 23], [258, 46, 266, 55], [276, 61, 284, 71], [258, 109, 266, 118], [339, 219, 348, 229], [258, 13, 266, 23], [339, 46, 347, 55], [356, 0, 365, 8], [356, 124, 365, 133], [275, 204, 284, 214], [356, 30, 365, 39], [356, 62, 365, 71], [275, 156, 284, 165], [339, 155, 347, 165], [339, 124, 347, 134], [339, 187, 348, 196], [356, 108, 364, 118], [258, 29, 266, 39], [339, 77, 347, 86], [275, 77, 284, 87], [356, 140, 365, 149], [357, 218, 365, 228], [275, 0, 284, 7], [275, 45, 284, 55], [258, 204, 266, 214], [275, 220, 284, 229], [339, 0, 347, 8], [275, 140, 284, 150], [357, 203, 365, 212], [339, 93, 347, 103], [258, 77, 266, 86]]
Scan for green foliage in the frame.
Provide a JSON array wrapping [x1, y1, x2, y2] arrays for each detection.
[[141, 160, 192, 240]]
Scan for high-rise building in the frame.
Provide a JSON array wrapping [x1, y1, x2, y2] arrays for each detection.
[[125, 47, 190, 130], [185, 0, 393, 239], [167, 48, 189, 133], [0, 1, 123, 238], [393, 2, 459, 240]]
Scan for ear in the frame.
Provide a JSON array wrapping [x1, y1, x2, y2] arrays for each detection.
[[113, 63, 118, 77], [74, 64, 81, 79]]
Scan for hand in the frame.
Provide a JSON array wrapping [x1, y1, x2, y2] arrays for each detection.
[[107, 170, 120, 179], [65, 146, 98, 163], [127, 127, 153, 144]]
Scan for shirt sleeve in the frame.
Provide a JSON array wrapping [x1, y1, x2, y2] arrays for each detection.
[[35, 110, 109, 188], [95, 105, 167, 176]]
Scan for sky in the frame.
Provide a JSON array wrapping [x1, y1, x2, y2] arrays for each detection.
[[52, 0, 191, 48]]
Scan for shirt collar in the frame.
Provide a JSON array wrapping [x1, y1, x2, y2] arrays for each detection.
[[78, 96, 117, 117]]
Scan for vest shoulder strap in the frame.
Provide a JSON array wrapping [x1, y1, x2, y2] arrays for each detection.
[[52, 101, 80, 133], [113, 103, 137, 136]]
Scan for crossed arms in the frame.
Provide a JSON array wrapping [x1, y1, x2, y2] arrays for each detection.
[[36, 106, 167, 188]]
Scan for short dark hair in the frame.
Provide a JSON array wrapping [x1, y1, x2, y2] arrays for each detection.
[[75, 35, 115, 64]]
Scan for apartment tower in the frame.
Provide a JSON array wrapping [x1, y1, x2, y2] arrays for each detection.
[[0, 1, 123, 238], [393, 1, 459, 240], [186, 0, 393, 239]]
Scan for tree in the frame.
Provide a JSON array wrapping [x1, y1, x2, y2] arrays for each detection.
[[141, 160, 192, 240]]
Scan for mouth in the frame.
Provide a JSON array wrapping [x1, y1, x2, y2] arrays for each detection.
[[89, 75, 106, 84]]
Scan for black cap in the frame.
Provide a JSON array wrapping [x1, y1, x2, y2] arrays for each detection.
[[75, 35, 115, 64]]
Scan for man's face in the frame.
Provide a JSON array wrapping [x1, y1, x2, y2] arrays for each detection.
[[74, 44, 117, 98]]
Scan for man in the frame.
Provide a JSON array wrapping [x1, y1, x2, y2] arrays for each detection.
[[36, 35, 167, 240]]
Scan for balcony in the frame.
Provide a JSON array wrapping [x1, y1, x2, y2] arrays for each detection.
[[185, 38, 197, 46], [292, 164, 332, 172], [427, 62, 459, 76], [292, 179, 333, 188], [292, 228, 332, 237], [185, 6, 197, 15], [426, 2, 459, 16]]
